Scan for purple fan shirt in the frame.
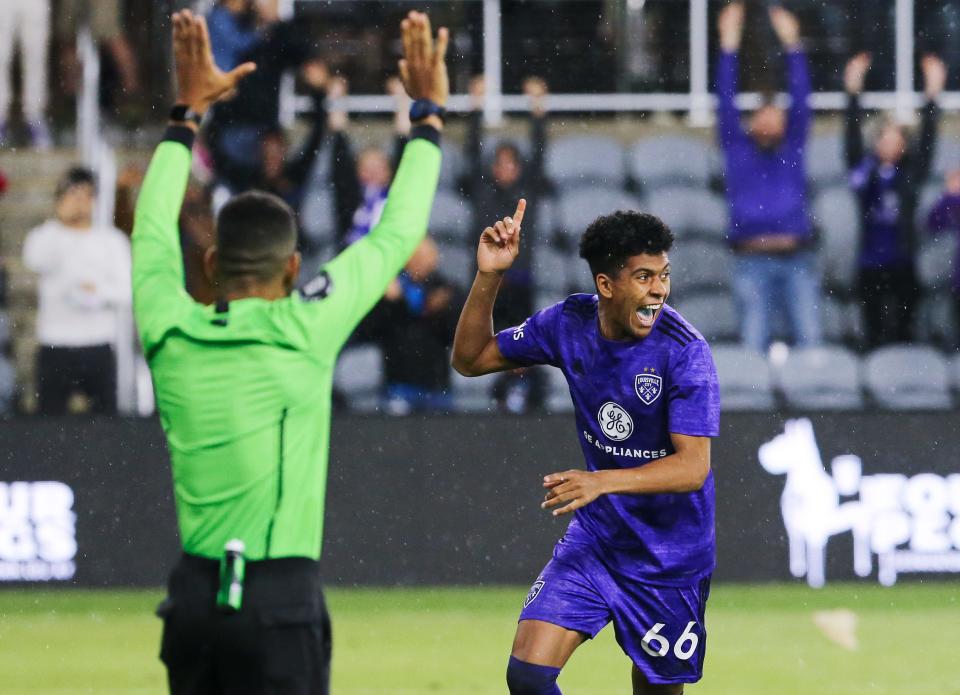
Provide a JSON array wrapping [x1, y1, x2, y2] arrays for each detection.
[[496, 295, 720, 586]]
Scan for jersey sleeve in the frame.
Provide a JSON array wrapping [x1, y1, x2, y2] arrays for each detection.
[[495, 300, 564, 367], [667, 340, 720, 437], [301, 131, 441, 351], [131, 128, 197, 357]]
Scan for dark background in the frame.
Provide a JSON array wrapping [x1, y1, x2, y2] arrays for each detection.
[[0, 413, 958, 587]]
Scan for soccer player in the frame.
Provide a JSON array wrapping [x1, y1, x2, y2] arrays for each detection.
[[452, 201, 720, 694], [134, 10, 447, 693]]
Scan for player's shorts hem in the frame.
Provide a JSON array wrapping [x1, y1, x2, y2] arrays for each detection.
[[516, 615, 602, 640], [632, 671, 703, 686]]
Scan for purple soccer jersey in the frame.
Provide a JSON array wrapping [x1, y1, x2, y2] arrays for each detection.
[[496, 294, 721, 585]]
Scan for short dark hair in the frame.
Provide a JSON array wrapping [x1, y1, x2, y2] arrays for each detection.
[[55, 166, 96, 199], [215, 190, 297, 282], [494, 141, 521, 163], [578, 210, 674, 279]]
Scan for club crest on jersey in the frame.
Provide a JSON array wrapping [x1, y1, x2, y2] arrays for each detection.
[[524, 580, 545, 608], [598, 401, 634, 441], [635, 371, 662, 405]]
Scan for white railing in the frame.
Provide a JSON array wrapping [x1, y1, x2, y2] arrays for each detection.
[[283, 0, 943, 126]]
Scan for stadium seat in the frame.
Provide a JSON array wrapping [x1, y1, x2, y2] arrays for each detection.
[[450, 368, 497, 413], [546, 135, 627, 190], [953, 353, 960, 394], [806, 132, 846, 190], [544, 366, 574, 413], [915, 181, 943, 232], [566, 255, 597, 295], [915, 292, 958, 350], [864, 345, 953, 410], [556, 188, 645, 244], [298, 188, 337, 249], [439, 142, 465, 190], [917, 234, 958, 292], [774, 346, 864, 410], [812, 186, 860, 292], [646, 186, 728, 241], [334, 344, 384, 412], [711, 344, 775, 411], [532, 244, 568, 293], [671, 293, 739, 343], [436, 242, 474, 287], [933, 138, 960, 179], [667, 239, 731, 293], [429, 189, 474, 243], [629, 135, 716, 189]]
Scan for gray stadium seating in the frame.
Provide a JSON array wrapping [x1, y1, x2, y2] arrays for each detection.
[[439, 142, 465, 190], [812, 186, 860, 292], [566, 255, 596, 295], [915, 181, 943, 232], [546, 135, 627, 190], [334, 344, 384, 412], [865, 345, 953, 410], [436, 242, 474, 287], [672, 293, 739, 343], [629, 135, 717, 189], [0, 355, 14, 417], [917, 234, 958, 292], [429, 189, 474, 243], [711, 344, 775, 410], [933, 138, 960, 179], [915, 293, 958, 349], [544, 366, 574, 413], [556, 188, 645, 244], [953, 353, 960, 393], [667, 239, 731, 293], [450, 368, 497, 413], [774, 346, 864, 410], [532, 244, 568, 293], [806, 132, 846, 190], [298, 188, 336, 249], [647, 186, 728, 241]]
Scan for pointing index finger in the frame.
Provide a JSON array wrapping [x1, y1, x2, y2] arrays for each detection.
[[513, 198, 527, 228]]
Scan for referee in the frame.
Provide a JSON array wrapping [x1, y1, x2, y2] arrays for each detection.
[[135, 11, 448, 693]]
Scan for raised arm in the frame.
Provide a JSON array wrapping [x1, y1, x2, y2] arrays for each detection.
[[133, 10, 255, 353], [914, 55, 946, 181], [523, 77, 549, 185], [770, 6, 810, 145], [451, 199, 526, 376], [715, 2, 745, 148], [843, 52, 871, 170], [311, 11, 448, 347], [282, 59, 330, 188]]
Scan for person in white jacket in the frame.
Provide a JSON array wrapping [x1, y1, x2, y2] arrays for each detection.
[[23, 167, 131, 414]]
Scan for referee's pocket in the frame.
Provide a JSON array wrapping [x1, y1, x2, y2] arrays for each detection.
[[258, 603, 328, 690]]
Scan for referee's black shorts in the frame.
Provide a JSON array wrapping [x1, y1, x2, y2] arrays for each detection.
[[157, 553, 331, 695]]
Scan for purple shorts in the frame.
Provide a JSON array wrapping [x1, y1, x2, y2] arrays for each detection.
[[519, 537, 711, 685]]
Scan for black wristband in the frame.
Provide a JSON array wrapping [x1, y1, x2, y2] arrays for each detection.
[[163, 125, 196, 150], [410, 124, 440, 147]]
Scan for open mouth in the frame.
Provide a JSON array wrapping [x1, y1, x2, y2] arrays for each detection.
[[636, 303, 662, 328]]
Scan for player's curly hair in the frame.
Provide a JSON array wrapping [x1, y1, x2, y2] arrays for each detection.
[[578, 210, 674, 279]]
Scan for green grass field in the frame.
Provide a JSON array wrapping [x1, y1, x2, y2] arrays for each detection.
[[1, 583, 957, 694]]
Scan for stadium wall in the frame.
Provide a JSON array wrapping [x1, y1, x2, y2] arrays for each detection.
[[1, 414, 958, 589]]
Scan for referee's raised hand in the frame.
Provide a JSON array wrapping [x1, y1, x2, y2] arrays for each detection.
[[171, 10, 256, 120], [398, 11, 449, 108]]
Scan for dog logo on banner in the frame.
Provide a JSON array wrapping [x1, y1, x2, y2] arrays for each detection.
[[635, 368, 662, 406]]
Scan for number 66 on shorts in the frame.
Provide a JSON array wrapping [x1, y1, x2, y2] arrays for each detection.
[[641, 621, 700, 660]]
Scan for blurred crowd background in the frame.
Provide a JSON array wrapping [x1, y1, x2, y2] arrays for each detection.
[[1, 0, 960, 419]]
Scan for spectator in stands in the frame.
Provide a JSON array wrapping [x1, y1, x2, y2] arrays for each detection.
[[22, 167, 131, 415], [360, 238, 460, 415], [462, 75, 551, 330], [844, 52, 945, 347], [331, 77, 410, 246], [0, 0, 51, 149], [56, 0, 140, 100], [206, 0, 310, 191], [925, 168, 960, 345], [716, 3, 821, 355], [492, 367, 546, 414]]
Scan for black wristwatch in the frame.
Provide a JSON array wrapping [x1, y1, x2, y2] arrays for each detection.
[[409, 99, 446, 123], [169, 104, 205, 127]]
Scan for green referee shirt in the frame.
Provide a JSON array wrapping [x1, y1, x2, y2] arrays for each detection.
[[132, 126, 441, 561]]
